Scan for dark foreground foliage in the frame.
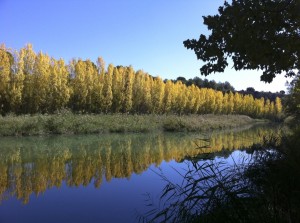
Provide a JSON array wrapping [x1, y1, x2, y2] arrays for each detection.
[[184, 0, 300, 83], [139, 128, 300, 223]]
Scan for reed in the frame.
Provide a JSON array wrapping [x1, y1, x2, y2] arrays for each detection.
[[0, 113, 259, 136]]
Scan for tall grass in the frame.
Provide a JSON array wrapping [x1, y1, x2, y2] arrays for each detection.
[[0, 113, 259, 136]]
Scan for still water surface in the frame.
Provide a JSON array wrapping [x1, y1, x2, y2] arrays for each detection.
[[0, 125, 277, 223]]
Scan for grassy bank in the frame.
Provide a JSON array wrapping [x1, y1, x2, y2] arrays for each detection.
[[0, 113, 262, 136]]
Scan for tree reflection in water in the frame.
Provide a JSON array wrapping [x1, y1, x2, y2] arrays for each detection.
[[0, 125, 278, 204]]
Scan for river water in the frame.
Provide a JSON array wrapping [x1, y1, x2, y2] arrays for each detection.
[[0, 124, 277, 223]]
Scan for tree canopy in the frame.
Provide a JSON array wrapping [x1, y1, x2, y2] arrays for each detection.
[[171, 76, 235, 92], [285, 74, 300, 123], [0, 44, 282, 119], [183, 0, 300, 83]]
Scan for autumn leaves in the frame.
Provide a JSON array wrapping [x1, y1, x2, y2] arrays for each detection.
[[0, 44, 282, 118]]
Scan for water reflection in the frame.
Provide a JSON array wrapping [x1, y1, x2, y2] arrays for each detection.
[[0, 125, 278, 204]]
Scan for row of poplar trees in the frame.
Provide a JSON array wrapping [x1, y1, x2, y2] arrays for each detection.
[[0, 44, 282, 118]]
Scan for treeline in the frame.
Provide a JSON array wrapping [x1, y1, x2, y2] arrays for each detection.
[[170, 77, 285, 102], [171, 76, 235, 92], [238, 87, 285, 102], [0, 44, 282, 118]]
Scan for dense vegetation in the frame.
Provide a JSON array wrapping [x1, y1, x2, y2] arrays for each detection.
[[238, 87, 285, 102], [0, 44, 282, 119], [171, 77, 285, 102], [285, 74, 300, 126], [0, 113, 257, 136], [171, 76, 235, 92]]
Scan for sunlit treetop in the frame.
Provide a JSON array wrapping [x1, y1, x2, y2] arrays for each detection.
[[184, 0, 300, 83]]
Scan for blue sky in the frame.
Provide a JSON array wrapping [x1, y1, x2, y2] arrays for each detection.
[[0, 0, 290, 92]]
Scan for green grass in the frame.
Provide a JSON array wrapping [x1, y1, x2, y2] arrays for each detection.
[[0, 112, 262, 136]]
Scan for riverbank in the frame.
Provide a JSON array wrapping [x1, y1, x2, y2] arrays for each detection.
[[0, 113, 266, 136]]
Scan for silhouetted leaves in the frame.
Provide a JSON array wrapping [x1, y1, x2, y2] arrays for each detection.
[[184, 0, 300, 83]]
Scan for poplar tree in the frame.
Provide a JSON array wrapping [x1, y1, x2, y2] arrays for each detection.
[[253, 97, 265, 118], [244, 95, 255, 116], [72, 59, 88, 111], [227, 91, 234, 114], [197, 88, 206, 114], [97, 57, 105, 76], [132, 70, 144, 113], [174, 82, 187, 114], [0, 43, 283, 119], [274, 97, 282, 115], [111, 67, 123, 113], [122, 66, 134, 113], [9, 49, 25, 113], [222, 93, 229, 114], [141, 74, 152, 113], [205, 89, 216, 114], [49, 58, 70, 112], [270, 101, 275, 117], [101, 64, 113, 113], [192, 87, 202, 114], [233, 93, 243, 114], [215, 91, 224, 114], [264, 99, 271, 117], [0, 47, 11, 113], [32, 52, 51, 112], [151, 77, 165, 113], [91, 57, 105, 113], [185, 85, 196, 114], [163, 80, 174, 113], [21, 44, 36, 113], [85, 60, 98, 111]]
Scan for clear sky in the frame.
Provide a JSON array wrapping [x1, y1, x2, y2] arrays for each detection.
[[0, 0, 290, 92]]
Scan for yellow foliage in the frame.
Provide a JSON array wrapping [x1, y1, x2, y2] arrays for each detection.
[[0, 43, 280, 119]]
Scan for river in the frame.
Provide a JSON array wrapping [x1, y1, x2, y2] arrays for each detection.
[[0, 124, 278, 223]]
